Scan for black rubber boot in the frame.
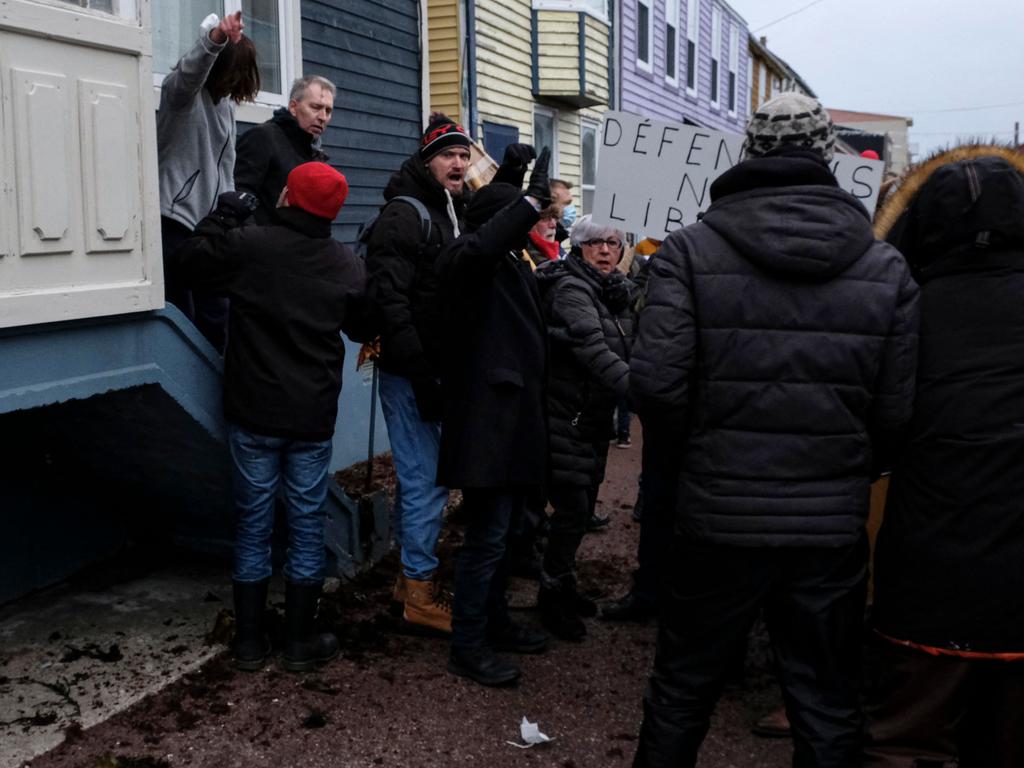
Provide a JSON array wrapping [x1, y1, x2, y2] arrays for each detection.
[[232, 579, 271, 672], [564, 575, 598, 618], [448, 646, 521, 687], [537, 576, 586, 642], [281, 581, 339, 673]]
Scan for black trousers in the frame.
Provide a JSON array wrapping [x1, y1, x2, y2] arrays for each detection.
[[863, 637, 1024, 768], [161, 216, 229, 355], [634, 535, 868, 768], [543, 483, 592, 579]]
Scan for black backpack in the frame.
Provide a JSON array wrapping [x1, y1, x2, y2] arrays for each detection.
[[356, 195, 433, 258]]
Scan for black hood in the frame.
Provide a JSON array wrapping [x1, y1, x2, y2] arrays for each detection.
[[702, 151, 874, 281], [384, 153, 469, 214], [271, 106, 323, 155]]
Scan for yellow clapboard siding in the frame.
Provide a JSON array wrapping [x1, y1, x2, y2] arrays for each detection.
[[427, 0, 462, 121], [474, 0, 534, 132]]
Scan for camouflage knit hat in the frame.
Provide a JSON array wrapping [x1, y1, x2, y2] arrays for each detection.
[[742, 92, 835, 162]]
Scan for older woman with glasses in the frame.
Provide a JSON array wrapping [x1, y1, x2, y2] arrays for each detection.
[[533, 214, 636, 641]]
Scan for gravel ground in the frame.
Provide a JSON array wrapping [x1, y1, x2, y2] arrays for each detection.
[[25, 436, 792, 768]]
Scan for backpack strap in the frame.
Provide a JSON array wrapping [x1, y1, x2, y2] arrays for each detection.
[[390, 195, 433, 245]]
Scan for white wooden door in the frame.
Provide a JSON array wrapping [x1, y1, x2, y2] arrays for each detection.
[[0, 0, 162, 329]]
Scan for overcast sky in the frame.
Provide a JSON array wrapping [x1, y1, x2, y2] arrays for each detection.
[[726, 0, 1024, 159]]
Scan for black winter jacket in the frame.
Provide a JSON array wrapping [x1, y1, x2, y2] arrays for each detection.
[[366, 155, 467, 379], [872, 155, 1024, 653], [630, 151, 919, 547], [234, 108, 328, 225], [435, 197, 547, 490], [173, 206, 369, 441], [537, 254, 634, 487]]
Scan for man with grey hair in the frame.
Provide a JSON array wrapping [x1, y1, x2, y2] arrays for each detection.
[[235, 74, 336, 224], [630, 92, 919, 767]]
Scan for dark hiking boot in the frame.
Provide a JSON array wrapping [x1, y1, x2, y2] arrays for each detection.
[[751, 706, 791, 738], [537, 581, 586, 642], [232, 579, 271, 671], [601, 591, 657, 623], [586, 513, 610, 532], [281, 581, 339, 673], [448, 646, 521, 687], [487, 621, 548, 654]]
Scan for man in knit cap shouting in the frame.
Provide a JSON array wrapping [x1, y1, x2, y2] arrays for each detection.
[[629, 93, 920, 767], [365, 113, 474, 635]]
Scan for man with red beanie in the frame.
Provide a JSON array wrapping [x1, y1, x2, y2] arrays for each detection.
[[172, 161, 370, 674]]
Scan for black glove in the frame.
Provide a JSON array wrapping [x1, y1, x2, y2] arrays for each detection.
[[502, 143, 537, 169], [214, 191, 259, 224], [411, 377, 444, 423], [525, 147, 552, 208]]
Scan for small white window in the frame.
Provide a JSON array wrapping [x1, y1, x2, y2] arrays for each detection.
[[728, 23, 739, 116], [56, 0, 138, 19], [665, 0, 680, 86], [685, 0, 700, 95], [636, 0, 653, 73], [152, 0, 299, 106], [710, 6, 721, 108], [581, 119, 599, 215], [532, 0, 608, 23], [533, 106, 560, 176]]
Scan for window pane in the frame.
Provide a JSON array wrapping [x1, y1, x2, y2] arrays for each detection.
[[666, 28, 676, 79], [583, 187, 595, 217], [243, 0, 282, 95], [686, 40, 696, 89], [581, 126, 596, 186], [637, 2, 649, 64], [728, 72, 736, 111], [711, 59, 718, 102], [153, 0, 225, 77], [533, 111, 555, 160]]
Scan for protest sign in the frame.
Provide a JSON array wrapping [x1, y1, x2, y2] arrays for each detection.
[[591, 111, 885, 238]]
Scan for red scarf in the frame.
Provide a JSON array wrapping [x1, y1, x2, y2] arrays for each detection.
[[529, 231, 560, 260]]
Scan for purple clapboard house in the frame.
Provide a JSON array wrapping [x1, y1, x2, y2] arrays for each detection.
[[618, 0, 750, 135]]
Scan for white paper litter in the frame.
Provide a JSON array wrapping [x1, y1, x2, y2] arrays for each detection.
[[506, 717, 555, 748]]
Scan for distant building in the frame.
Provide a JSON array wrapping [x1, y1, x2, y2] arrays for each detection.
[[828, 108, 915, 175], [748, 35, 816, 112]]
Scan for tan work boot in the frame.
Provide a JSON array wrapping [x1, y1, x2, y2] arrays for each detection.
[[389, 572, 407, 616], [403, 576, 453, 636], [751, 705, 790, 738]]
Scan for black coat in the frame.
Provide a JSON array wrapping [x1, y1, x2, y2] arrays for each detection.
[[631, 151, 920, 547], [536, 254, 634, 487], [435, 197, 547, 490], [234, 108, 328, 225], [366, 155, 467, 379], [872, 155, 1024, 653], [173, 206, 368, 441]]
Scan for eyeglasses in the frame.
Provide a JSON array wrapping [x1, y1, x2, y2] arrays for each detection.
[[581, 237, 623, 249]]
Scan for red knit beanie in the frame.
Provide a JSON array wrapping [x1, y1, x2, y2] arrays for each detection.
[[286, 162, 349, 220]]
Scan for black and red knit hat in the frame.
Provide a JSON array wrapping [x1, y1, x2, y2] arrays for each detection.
[[420, 112, 471, 162]]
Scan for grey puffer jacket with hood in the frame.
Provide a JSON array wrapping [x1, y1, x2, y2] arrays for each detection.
[[630, 150, 919, 547]]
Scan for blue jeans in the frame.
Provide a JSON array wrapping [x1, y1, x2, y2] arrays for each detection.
[[452, 489, 522, 650], [227, 423, 333, 585], [378, 371, 449, 580]]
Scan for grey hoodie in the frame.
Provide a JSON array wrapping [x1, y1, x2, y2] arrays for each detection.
[[156, 32, 234, 230]]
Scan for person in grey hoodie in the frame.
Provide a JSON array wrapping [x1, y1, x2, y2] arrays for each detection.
[[630, 93, 919, 768], [157, 11, 260, 353]]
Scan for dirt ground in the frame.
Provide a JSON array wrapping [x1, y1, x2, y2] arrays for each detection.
[[24, 435, 792, 768]]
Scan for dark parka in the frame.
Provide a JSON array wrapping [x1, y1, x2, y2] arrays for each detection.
[[872, 152, 1024, 653], [435, 196, 547, 490], [536, 254, 634, 487], [172, 206, 368, 441], [630, 151, 919, 547], [234, 108, 328, 225], [365, 155, 467, 379]]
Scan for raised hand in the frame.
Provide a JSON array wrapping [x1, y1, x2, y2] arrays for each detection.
[[211, 11, 244, 44], [525, 147, 552, 208]]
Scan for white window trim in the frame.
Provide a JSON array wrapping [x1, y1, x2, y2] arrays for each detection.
[[152, 0, 302, 124], [709, 6, 721, 109], [635, 0, 653, 74], [580, 117, 599, 215], [532, 0, 609, 24], [533, 105, 560, 176], [727, 23, 738, 117], [685, 0, 700, 97], [664, 0, 680, 87]]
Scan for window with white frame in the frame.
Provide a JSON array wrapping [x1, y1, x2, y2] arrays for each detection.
[[665, 0, 679, 85], [636, 0, 653, 73], [710, 6, 721, 107], [685, 0, 699, 94], [581, 119, 598, 215], [57, 0, 138, 19], [728, 23, 738, 115], [152, 0, 297, 105], [532, 0, 608, 22], [533, 106, 559, 175]]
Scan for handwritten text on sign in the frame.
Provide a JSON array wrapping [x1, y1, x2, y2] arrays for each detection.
[[591, 111, 885, 238]]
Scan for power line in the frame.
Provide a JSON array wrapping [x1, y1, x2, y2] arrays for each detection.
[[911, 100, 1024, 114], [752, 0, 831, 33]]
